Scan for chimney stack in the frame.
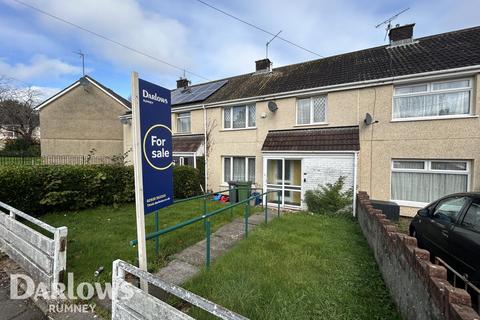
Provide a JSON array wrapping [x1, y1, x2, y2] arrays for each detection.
[[388, 23, 415, 46], [176, 77, 190, 89], [255, 58, 272, 73]]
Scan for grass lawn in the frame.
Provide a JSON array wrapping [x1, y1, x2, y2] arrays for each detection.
[[394, 217, 412, 234], [184, 213, 401, 320], [38, 199, 250, 285]]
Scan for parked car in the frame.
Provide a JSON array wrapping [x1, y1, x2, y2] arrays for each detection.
[[409, 193, 480, 285]]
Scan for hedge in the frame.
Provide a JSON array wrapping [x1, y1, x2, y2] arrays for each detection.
[[0, 165, 135, 215], [173, 165, 202, 199], [304, 176, 353, 215], [0, 139, 40, 157], [0, 164, 203, 216]]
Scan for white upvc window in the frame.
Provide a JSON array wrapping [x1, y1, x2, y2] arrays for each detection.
[[223, 104, 256, 129], [391, 159, 470, 207], [1, 125, 18, 139], [223, 156, 255, 183], [393, 78, 472, 120], [176, 112, 191, 133], [296, 95, 327, 125]]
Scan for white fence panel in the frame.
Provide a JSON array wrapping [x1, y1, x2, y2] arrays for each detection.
[[112, 260, 248, 320], [0, 201, 67, 293]]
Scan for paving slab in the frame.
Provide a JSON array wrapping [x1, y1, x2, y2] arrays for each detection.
[[155, 260, 200, 286], [0, 253, 46, 320], [0, 252, 97, 320]]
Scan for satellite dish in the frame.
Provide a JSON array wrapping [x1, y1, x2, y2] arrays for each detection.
[[364, 113, 378, 125], [268, 101, 278, 112]]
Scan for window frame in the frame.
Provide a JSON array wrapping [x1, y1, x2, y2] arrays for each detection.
[[2, 125, 18, 139], [390, 159, 471, 207], [392, 78, 473, 122], [176, 112, 191, 134], [461, 199, 480, 232], [222, 156, 256, 184], [432, 196, 469, 224], [295, 95, 328, 125], [222, 104, 256, 130]]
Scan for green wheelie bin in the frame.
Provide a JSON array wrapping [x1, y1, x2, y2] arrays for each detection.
[[236, 181, 252, 202]]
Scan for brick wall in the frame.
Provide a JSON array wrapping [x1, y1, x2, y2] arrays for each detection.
[[303, 154, 354, 192], [357, 191, 479, 320]]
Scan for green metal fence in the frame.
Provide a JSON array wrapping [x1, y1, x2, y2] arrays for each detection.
[[130, 189, 281, 268]]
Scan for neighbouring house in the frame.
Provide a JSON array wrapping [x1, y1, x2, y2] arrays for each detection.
[[0, 125, 40, 150], [120, 110, 205, 167], [121, 24, 480, 216], [36, 76, 131, 157]]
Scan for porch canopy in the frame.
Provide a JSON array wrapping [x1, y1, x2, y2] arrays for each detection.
[[261, 126, 359, 152], [172, 134, 204, 168], [261, 126, 359, 209], [173, 134, 204, 153]]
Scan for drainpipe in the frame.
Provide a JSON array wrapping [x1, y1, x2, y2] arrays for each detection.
[[203, 104, 208, 192], [352, 151, 359, 217]]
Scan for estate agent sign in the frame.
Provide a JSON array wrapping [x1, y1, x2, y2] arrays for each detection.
[[137, 77, 174, 213], [131, 72, 173, 290]]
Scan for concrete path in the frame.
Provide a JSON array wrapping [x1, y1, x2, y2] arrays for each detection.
[[154, 209, 280, 286], [0, 252, 46, 320], [94, 209, 282, 315], [0, 252, 98, 320]]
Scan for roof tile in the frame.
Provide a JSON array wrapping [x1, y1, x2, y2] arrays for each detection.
[[262, 126, 360, 152], [174, 26, 480, 107]]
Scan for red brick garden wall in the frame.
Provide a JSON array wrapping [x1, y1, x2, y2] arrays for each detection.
[[356, 191, 479, 320]]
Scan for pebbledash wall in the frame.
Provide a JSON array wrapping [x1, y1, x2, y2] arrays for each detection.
[[40, 83, 126, 157], [356, 191, 479, 320], [161, 72, 480, 216]]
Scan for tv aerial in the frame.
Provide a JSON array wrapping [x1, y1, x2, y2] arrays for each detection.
[[74, 50, 86, 76], [266, 30, 282, 59], [375, 8, 410, 41]]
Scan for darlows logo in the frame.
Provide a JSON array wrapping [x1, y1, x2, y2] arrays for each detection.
[[142, 89, 169, 104]]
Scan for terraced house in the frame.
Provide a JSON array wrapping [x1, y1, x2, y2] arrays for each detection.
[[122, 24, 480, 216]]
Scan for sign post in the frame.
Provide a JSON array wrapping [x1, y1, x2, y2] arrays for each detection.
[[131, 72, 173, 291]]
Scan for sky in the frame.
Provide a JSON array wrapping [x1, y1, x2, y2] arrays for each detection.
[[0, 0, 479, 101]]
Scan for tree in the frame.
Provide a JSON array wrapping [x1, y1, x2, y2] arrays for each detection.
[[0, 76, 40, 143]]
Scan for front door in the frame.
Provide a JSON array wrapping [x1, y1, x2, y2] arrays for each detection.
[[265, 158, 302, 208]]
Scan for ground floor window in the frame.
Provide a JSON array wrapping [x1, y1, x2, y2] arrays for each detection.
[[223, 157, 255, 182], [391, 159, 470, 205]]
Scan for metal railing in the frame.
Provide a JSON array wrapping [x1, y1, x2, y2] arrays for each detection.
[[0, 155, 118, 166], [131, 189, 281, 268], [435, 257, 480, 313]]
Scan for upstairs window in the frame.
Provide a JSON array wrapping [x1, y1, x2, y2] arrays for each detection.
[[224, 104, 256, 129], [393, 79, 472, 120], [297, 95, 327, 125], [176, 112, 191, 133]]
